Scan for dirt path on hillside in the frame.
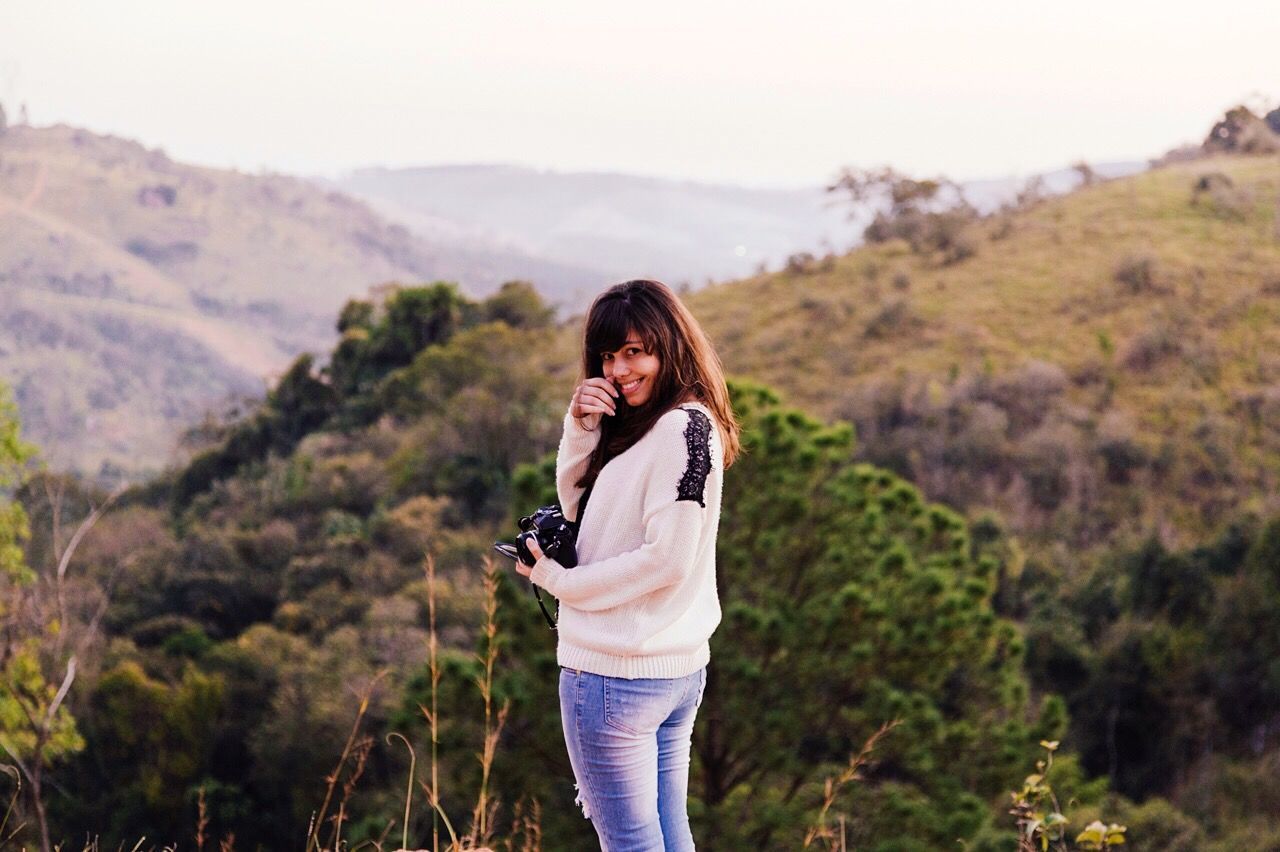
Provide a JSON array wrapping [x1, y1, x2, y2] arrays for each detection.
[[19, 162, 47, 210]]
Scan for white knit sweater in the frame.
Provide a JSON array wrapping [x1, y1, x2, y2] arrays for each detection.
[[530, 400, 724, 679]]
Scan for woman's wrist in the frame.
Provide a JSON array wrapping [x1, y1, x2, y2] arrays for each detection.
[[569, 407, 601, 430], [530, 554, 562, 591]]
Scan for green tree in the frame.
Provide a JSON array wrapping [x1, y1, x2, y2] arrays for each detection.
[[327, 283, 467, 406], [475, 281, 557, 330], [0, 386, 92, 852], [54, 660, 224, 842], [696, 383, 1041, 848], [0, 385, 33, 583], [381, 322, 563, 523]]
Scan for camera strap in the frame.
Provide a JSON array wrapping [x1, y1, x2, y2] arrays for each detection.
[[534, 481, 595, 630]]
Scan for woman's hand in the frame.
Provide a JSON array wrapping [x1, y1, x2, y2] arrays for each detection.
[[515, 536, 543, 577], [571, 377, 619, 419]]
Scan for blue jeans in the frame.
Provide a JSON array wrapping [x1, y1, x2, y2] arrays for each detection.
[[559, 666, 707, 851]]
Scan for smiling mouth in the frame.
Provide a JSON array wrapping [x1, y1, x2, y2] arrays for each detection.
[[619, 378, 643, 394]]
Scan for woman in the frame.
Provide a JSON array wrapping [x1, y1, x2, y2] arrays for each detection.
[[517, 279, 740, 851]]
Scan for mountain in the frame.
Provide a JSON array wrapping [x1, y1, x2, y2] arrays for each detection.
[[334, 164, 855, 289], [332, 162, 1147, 295], [960, 160, 1146, 211], [0, 124, 598, 479]]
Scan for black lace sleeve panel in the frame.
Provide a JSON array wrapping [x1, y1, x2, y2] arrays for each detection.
[[676, 408, 713, 507]]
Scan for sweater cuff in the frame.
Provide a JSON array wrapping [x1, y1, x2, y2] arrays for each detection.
[[530, 555, 566, 593], [565, 406, 601, 434]]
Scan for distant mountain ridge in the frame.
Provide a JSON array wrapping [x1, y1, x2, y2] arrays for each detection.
[[335, 164, 854, 288], [334, 161, 1146, 290]]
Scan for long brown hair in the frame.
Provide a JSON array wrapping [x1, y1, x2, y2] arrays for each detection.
[[575, 279, 740, 489]]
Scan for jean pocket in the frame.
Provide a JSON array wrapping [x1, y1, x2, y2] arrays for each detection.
[[603, 676, 675, 735], [694, 667, 707, 709]]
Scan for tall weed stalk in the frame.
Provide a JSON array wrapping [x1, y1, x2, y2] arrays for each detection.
[[802, 719, 899, 850], [306, 671, 388, 852], [468, 556, 511, 848]]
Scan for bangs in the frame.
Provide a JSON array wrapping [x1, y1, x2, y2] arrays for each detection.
[[584, 296, 655, 357]]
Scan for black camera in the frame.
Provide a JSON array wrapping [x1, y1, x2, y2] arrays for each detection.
[[494, 504, 581, 629], [492, 504, 580, 569]]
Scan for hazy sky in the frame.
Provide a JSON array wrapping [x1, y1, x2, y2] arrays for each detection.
[[3, 1, 1275, 187]]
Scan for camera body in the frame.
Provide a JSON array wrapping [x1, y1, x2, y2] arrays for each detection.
[[493, 502, 586, 629], [494, 504, 579, 568]]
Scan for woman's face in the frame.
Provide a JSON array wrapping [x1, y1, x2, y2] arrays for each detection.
[[600, 332, 661, 408]]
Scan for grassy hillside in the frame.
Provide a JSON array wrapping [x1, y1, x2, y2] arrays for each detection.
[[685, 154, 1280, 554], [0, 124, 597, 479]]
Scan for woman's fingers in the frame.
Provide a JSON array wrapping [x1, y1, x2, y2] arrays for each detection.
[[580, 386, 617, 414], [516, 537, 542, 576], [585, 377, 619, 396], [573, 379, 619, 417]]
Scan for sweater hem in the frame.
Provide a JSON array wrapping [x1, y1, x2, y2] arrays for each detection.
[[557, 642, 710, 679]]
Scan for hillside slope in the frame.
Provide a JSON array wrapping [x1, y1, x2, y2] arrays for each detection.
[[686, 154, 1280, 553], [0, 125, 597, 477]]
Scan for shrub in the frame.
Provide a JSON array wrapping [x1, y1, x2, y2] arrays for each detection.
[[936, 216, 980, 265], [989, 361, 1069, 432], [1193, 172, 1233, 193], [1095, 411, 1149, 484], [1113, 252, 1165, 295], [830, 165, 978, 263], [991, 214, 1016, 240], [1192, 173, 1254, 220], [1203, 106, 1280, 155], [476, 280, 555, 329], [1120, 324, 1182, 371], [863, 298, 922, 339], [374, 494, 449, 562], [941, 401, 1010, 470], [125, 238, 199, 264], [1107, 797, 1201, 852], [787, 252, 820, 274], [1018, 423, 1078, 511], [136, 184, 178, 207], [1072, 161, 1099, 187], [1008, 740, 1127, 851]]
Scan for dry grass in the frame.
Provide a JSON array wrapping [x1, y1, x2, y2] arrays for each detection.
[[801, 720, 900, 851], [368, 553, 526, 852]]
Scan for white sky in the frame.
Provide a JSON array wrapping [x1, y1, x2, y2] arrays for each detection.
[[2, 0, 1275, 188]]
